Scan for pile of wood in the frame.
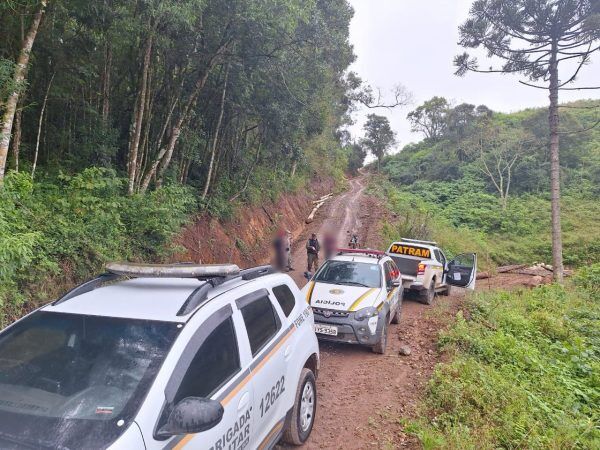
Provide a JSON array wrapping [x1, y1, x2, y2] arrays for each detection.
[[306, 193, 332, 224], [477, 263, 572, 281]]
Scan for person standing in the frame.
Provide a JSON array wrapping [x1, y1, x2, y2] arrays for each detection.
[[323, 231, 337, 260], [285, 230, 294, 271], [306, 233, 320, 272], [273, 229, 287, 271]]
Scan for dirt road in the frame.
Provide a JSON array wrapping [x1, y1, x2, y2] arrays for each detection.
[[281, 176, 463, 449]]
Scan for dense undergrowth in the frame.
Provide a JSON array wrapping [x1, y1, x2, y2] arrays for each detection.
[[0, 169, 195, 326], [406, 266, 600, 449]]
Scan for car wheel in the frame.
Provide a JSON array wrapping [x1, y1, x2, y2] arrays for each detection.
[[372, 319, 388, 354], [391, 299, 402, 324], [420, 281, 435, 305], [282, 368, 317, 445]]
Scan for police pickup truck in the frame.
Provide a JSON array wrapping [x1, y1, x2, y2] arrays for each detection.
[[0, 263, 319, 449], [385, 238, 477, 304]]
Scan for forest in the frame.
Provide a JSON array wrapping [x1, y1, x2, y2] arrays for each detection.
[[0, 0, 364, 316]]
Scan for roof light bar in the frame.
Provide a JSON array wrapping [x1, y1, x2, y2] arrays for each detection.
[[400, 238, 438, 246], [337, 248, 385, 257], [106, 262, 240, 278]]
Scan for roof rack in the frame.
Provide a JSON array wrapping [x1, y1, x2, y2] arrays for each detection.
[[52, 263, 277, 315], [177, 265, 276, 316], [400, 238, 438, 246], [52, 272, 121, 305], [336, 248, 385, 259]]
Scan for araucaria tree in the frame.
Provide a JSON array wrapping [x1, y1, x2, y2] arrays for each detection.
[[361, 114, 396, 171], [455, 0, 600, 283]]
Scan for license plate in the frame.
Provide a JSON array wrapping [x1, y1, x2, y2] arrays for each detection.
[[314, 324, 338, 336]]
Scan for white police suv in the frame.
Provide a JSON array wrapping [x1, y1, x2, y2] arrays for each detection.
[[301, 249, 402, 354], [0, 263, 319, 449]]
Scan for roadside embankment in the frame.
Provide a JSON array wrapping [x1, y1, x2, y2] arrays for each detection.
[[174, 178, 335, 268]]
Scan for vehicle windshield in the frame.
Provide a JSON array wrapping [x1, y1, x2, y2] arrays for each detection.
[[0, 311, 180, 448], [314, 261, 381, 288]]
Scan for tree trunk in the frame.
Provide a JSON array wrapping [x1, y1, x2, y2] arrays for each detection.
[[202, 65, 229, 200], [548, 42, 564, 283], [139, 42, 229, 192], [127, 34, 153, 195], [0, 0, 47, 184], [138, 96, 179, 193], [32, 72, 55, 179], [290, 159, 297, 177], [11, 107, 23, 172], [102, 43, 112, 123]]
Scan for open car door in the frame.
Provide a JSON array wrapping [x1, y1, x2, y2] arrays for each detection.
[[445, 253, 477, 290]]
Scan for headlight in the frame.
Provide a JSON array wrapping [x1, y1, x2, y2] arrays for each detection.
[[355, 306, 379, 321]]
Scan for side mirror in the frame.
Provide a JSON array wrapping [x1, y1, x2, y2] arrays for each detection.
[[304, 271, 312, 280], [392, 280, 401, 287], [157, 397, 224, 438]]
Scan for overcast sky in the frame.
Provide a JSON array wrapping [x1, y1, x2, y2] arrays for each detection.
[[347, 0, 600, 150]]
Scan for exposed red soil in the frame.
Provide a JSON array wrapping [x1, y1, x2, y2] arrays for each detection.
[[174, 178, 335, 267]]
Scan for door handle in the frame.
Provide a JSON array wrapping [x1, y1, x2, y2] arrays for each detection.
[[284, 345, 292, 361], [238, 392, 250, 411]]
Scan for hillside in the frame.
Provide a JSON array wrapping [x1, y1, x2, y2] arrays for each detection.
[[376, 99, 600, 269]]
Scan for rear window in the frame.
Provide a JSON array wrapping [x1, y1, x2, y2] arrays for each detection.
[[272, 285, 295, 317], [240, 296, 281, 356]]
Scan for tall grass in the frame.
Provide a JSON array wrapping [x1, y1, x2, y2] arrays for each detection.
[[406, 269, 600, 449]]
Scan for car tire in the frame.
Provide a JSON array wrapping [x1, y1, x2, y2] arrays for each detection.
[[391, 299, 402, 324], [420, 280, 435, 305], [372, 319, 388, 354], [282, 368, 317, 446]]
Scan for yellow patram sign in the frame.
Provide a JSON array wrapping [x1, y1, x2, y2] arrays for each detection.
[[389, 243, 431, 258]]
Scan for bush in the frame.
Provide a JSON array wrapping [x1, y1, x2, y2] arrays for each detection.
[[371, 178, 600, 268], [409, 283, 600, 449], [0, 169, 195, 320]]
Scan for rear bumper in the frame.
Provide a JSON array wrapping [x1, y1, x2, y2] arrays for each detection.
[[402, 279, 426, 292]]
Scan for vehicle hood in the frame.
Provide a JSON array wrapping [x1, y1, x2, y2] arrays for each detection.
[[303, 281, 381, 312]]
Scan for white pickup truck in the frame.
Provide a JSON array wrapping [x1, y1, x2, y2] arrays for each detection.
[[385, 238, 477, 304]]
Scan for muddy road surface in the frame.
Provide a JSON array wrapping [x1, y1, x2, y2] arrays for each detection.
[[280, 176, 464, 449]]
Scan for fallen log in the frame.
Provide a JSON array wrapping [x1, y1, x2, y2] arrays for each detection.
[[476, 271, 490, 280], [306, 197, 329, 224], [312, 193, 332, 204], [497, 264, 528, 273]]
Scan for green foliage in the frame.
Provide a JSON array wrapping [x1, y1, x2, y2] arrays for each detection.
[[408, 281, 600, 449], [378, 100, 600, 268], [361, 114, 396, 170], [0, 169, 194, 319], [371, 178, 599, 269], [573, 263, 600, 297]]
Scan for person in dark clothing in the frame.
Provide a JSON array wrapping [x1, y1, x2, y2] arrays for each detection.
[[306, 233, 320, 272], [273, 229, 287, 271], [323, 231, 337, 260]]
